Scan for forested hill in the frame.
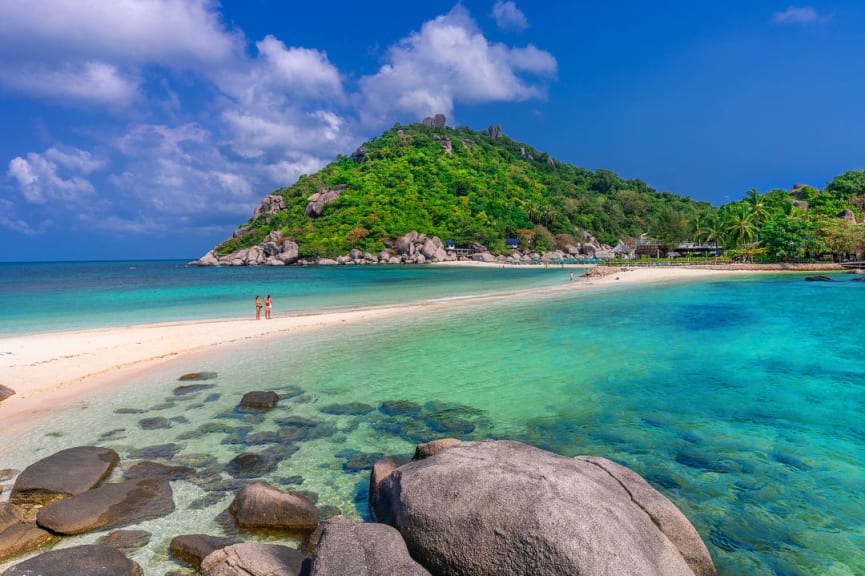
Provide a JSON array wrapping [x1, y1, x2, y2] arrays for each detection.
[[216, 121, 711, 259]]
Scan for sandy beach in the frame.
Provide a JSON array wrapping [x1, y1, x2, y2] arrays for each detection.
[[0, 265, 801, 429]]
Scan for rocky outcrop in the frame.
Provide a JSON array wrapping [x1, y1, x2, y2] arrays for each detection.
[[1, 544, 142, 576], [199, 230, 299, 266], [0, 505, 23, 534], [227, 482, 319, 534], [837, 209, 857, 223], [487, 123, 502, 139], [0, 522, 60, 563], [253, 194, 288, 220], [0, 385, 14, 403], [36, 477, 174, 535], [305, 185, 347, 218], [10, 446, 119, 506], [371, 440, 716, 576], [200, 543, 305, 576], [792, 200, 809, 211], [170, 534, 239, 569], [422, 114, 446, 128], [310, 516, 431, 576]]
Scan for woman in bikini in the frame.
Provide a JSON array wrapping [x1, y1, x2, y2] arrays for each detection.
[[264, 294, 272, 319], [255, 295, 262, 320]]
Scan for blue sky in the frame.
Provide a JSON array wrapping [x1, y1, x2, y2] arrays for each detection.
[[1, 1, 863, 261]]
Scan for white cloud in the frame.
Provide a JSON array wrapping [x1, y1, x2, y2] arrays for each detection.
[[252, 36, 344, 101], [0, 62, 139, 106], [0, 0, 241, 105], [492, 1, 529, 31], [359, 5, 556, 123], [772, 6, 826, 24], [7, 147, 103, 204]]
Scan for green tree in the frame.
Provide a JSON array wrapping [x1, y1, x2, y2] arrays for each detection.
[[819, 218, 865, 261], [825, 170, 865, 199], [744, 188, 771, 225], [759, 216, 815, 260], [651, 206, 692, 251], [722, 204, 758, 248]]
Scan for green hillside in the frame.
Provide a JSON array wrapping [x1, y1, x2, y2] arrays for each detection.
[[216, 122, 711, 259]]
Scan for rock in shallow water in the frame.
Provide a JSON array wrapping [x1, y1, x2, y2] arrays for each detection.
[[0, 385, 15, 403], [170, 534, 239, 569], [95, 529, 152, 552], [201, 543, 305, 576], [36, 477, 175, 535], [371, 439, 716, 576], [10, 446, 119, 506], [227, 482, 318, 534], [310, 515, 431, 576], [239, 391, 279, 410], [1, 544, 142, 576], [0, 522, 60, 563]]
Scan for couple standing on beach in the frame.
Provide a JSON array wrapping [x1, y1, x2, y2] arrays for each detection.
[[255, 295, 272, 320]]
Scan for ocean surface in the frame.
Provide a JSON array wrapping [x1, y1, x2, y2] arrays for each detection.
[[0, 262, 863, 575]]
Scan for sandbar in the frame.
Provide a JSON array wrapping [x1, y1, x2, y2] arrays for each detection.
[[0, 264, 823, 430]]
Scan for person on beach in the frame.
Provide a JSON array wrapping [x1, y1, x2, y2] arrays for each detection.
[[255, 295, 262, 320], [569, 272, 575, 283], [264, 294, 272, 319]]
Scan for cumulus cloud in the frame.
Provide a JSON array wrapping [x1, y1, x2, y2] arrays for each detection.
[[359, 5, 556, 123], [772, 6, 827, 24], [492, 1, 529, 30], [0, 0, 241, 104], [7, 147, 104, 204]]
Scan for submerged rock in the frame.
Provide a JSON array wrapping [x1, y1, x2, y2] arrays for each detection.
[[1, 544, 142, 576], [174, 383, 216, 396], [127, 443, 182, 460], [371, 439, 716, 576], [805, 275, 834, 282], [10, 446, 119, 506], [123, 461, 194, 481], [178, 372, 218, 381], [36, 477, 174, 535], [310, 515, 431, 576], [95, 529, 152, 552], [239, 391, 280, 410], [138, 417, 172, 430]]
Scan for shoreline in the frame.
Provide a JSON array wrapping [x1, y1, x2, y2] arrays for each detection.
[[0, 264, 835, 430]]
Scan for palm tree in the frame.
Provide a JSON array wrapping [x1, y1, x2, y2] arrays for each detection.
[[723, 204, 758, 249], [695, 212, 726, 254], [744, 188, 770, 225]]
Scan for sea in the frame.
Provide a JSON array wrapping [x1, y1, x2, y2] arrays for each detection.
[[0, 261, 863, 575]]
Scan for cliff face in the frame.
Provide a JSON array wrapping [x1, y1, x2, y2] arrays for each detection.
[[196, 118, 710, 266]]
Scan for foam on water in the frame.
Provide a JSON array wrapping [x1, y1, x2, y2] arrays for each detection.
[[1, 270, 863, 574]]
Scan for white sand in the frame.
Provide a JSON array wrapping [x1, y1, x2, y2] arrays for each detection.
[[0, 265, 757, 428]]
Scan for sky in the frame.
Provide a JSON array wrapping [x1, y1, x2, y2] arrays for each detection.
[[1, 1, 863, 261]]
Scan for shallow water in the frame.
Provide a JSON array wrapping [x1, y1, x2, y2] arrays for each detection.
[[1, 270, 863, 574]]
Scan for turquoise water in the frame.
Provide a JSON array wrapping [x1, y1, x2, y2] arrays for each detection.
[[1, 267, 863, 574], [0, 261, 568, 334]]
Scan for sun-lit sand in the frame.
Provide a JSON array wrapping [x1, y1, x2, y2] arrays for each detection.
[[0, 265, 784, 429]]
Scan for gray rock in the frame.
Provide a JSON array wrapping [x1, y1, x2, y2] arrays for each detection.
[[253, 194, 288, 220], [228, 482, 318, 534], [372, 440, 715, 576], [0, 385, 16, 403], [239, 391, 279, 410], [95, 529, 152, 552], [201, 543, 305, 576], [310, 515, 431, 576], [0, 522, 60, 563], [36, 477, 174, 535], [1, 544, 142, 576], [487, 123, 502, 139], [10, 446, 119, 506], [277, 241, 299, 265], [305, 186, 345, 218], [197, 250, 219, 266], [837, 209, 856, 223], [138, 416, 171, 430], [368, 457, 408, 525], [170, 534, 239, 569]]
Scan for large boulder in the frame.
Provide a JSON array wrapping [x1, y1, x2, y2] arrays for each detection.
[[305, 186, 346, 218], [36, 477, 174, 535], [310, 515, 431, 576], [0, 522, 60, 563], [837, 209, 857, 223], [0, 385, 15, 403], [253, 194, 288, 220], [227, 482, 318, 534], [95, 529, 152, 552], [371, 440, 716, 576], [10, 446, 119, 506], [197, 250, 220, 266], [239, 391, 279, 410], [170, 534, 239, 569], [276, 240, 300, 265], [200, 543, 305, 576], [1, 544, 142, 576]]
